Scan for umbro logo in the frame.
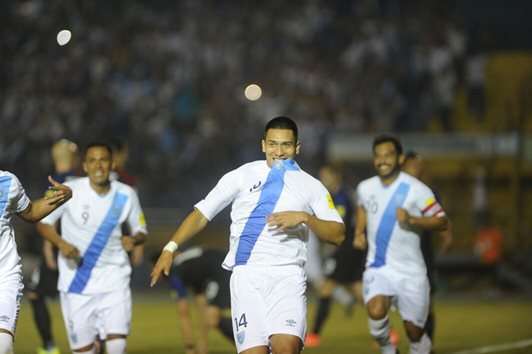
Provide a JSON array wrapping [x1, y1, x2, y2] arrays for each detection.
[[0, 315, 9, 322], [249, 181, 262, 192], [285, 319, 297, 327]]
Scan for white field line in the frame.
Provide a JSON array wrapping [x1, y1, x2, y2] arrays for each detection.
[[446, 338, 532, 354]]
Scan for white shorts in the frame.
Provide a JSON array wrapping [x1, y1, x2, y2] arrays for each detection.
[[230, 265, 307, 353], [0, 271, 23, 335], [363, 267, 430, 328], [60, 288, 131, 350]]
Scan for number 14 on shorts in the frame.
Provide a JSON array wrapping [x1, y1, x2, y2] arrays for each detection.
[[234, 313, 248, 331]]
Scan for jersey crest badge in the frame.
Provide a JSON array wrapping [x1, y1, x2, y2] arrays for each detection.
[[237, 330, 246, 344], [326, 195, 335, 209]]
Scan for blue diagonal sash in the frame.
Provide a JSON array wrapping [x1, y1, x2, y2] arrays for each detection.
[[370, 182, 410, 268], [235, 160, 299, 266], [0, 176, 13, 216], [68, 192, 128, 293]]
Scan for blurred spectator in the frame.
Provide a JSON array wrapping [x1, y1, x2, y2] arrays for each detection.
[[1, 0, 469, 205], [473, 212, 503, 267]]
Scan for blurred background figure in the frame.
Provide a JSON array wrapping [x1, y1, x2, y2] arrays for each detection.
[[402, 151, 453, 344], [108, 138, 137, 188], [306, 164, 367, 348], [152, 247, 234, 354], [473, 211, 503, 289], [26, 139, 80, 354], [108, 137, 143, 268]]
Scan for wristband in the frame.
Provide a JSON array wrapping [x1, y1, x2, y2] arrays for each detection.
[[163, 240, 178, 253]]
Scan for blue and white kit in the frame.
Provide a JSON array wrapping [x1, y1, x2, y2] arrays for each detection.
[[0, 170, 31, 334]]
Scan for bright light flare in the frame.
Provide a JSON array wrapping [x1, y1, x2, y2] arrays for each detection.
[[244, 84, 262, 101]]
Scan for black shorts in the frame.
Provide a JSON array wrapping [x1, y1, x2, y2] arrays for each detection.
[[323, 246, 367, 284], [204, 270, 231, 308], [26, 260, 59, 297], [421, 234, 437, 294]]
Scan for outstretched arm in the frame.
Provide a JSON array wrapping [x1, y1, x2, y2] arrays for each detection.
[[150, 209, 209, 287], [266, 211, 345, 245], [17, 176, 72, 223]]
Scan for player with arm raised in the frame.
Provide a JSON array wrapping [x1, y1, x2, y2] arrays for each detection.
[[0, 170, 71, 354], [151, 116, 345, 354]]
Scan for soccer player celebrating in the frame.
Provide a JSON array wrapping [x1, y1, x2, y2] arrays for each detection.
[[0, 170, 72, 354], [37, 142, 148, 354], [306, 164, 366, 347], [354, 135, 448, 354], [151, 116, 345, 354]]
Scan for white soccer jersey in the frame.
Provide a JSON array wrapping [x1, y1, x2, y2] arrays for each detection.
[[357, 172, 445, 275], [195, 160, 343, 270], [40, 177, 147, 294], [0, 171, 30, 277]]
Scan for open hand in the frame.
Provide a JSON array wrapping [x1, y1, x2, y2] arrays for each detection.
[[266, 211, 307, 233], [150, 251, 173, 287]]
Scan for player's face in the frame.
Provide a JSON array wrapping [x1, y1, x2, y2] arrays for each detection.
[[83, 147, 114, 188], [262, 128, 300, 168], [373, 142, 403, 180], [402, 157, 424, 179]]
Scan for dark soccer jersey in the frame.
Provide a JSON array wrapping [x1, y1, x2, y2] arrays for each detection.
[[169, 247, 228, 298]]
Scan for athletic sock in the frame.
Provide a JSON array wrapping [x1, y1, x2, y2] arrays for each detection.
[[106, 338, 126, 354], [0, 333, 13, 354], [368, 316, 392, 347], [312, 297, 332, 334], [409, 333, 432, 354], [218, 317, 234, 341], [30, 297, 52, 347]]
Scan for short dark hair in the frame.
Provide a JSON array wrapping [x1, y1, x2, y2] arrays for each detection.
[[107, 137, 126, 153], [404, 150, 420, 161], [264, 116, 298, 141], [85, 141, 113, 158], [372, 134, 403, 155]]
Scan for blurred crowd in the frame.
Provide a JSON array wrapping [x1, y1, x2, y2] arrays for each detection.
[[2, 0, 479, 206]]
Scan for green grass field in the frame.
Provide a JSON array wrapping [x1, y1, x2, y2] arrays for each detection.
[[14, 293, 532, 354]]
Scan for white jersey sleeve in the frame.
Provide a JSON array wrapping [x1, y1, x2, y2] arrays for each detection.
[[10, 174, 30, 213], [125, 189, 147, 235], [413, 184, 445, 218], [309, 183, 344, 222], [195, 168, 240, 221], [0, 171, 30, 277]]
